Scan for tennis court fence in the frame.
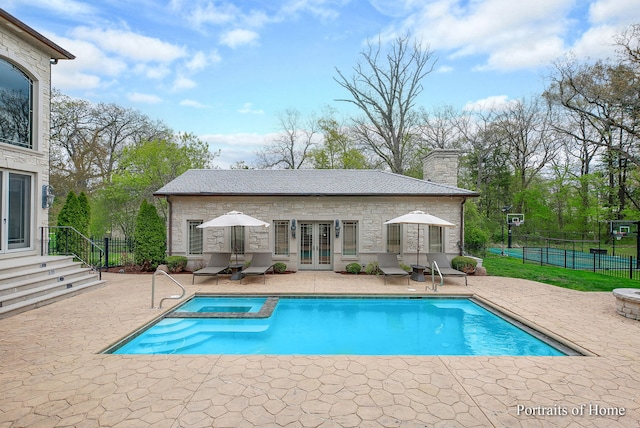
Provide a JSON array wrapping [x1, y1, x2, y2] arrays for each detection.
[[488, 233, 640, 280], [521, 247, 640, 280]]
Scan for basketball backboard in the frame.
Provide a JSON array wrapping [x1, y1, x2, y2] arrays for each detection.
[[506, 213, 524, 227]]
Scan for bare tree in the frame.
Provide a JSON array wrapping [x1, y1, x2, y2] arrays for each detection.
[[50, 90, 173, 195], [494, 96, 560, 195], [419, 105, 462, 149], [255, 108, 318, 169], [334, 34, 436, 174]]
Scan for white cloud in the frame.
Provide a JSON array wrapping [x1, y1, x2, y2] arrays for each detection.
[[185, 50, 222, 72], [133, 63, 172, 80], [481, 36, 566, 70], [220, 29, 259, 48], [51, 70, 103, 91], [45, 35, 126, 76], [22, 0, 96, 17], [435, 65, 453, 73], [384, 0, 579, 71], [44, 34, 125, 90], [172, 76, 197, 91], [201, 132, 278, 168], [369, 0, 419, 18], [463, 95, 515, 112], [180, 99, 210, 108], [175, 0, 240, 27], [589, 0, 640, 24], [238, 102, 264, 115], [279, 0, 341, 21], [569, 25, 619, 60], [71, 26, 187, 63], [128, 92, 163, 104]]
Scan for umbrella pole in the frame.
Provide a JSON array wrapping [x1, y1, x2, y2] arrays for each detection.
[[234, 226, 238, 264], [417, 224, 420, 266]]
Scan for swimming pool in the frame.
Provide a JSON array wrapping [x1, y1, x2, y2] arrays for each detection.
[[108, 296, 574, 356]]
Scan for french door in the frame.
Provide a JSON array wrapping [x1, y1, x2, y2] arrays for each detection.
[[299, 222, 332, 270], [0, 171, 32, 253]]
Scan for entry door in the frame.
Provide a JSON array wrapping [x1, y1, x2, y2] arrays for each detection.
[[299, 222, 332, 270], [0, 171, 32, 253]]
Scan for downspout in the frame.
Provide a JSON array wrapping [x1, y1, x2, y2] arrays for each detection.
[[459, 197, 466, 256], [166, 196, 172, 256]]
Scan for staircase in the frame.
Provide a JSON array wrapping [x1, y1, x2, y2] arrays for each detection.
[[0, 255, 105, 319]]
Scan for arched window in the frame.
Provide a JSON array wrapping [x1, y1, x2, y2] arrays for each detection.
[[0, 58, 33, 149]]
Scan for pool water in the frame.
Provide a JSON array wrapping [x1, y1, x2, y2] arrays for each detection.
[[174, 297, 266, 313], [110, 297, 568, 356]]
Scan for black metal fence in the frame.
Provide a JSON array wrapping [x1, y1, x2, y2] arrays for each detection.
[[522, 246, 640, 280], [41, 227, 136, 273], [99, 236, 136, 268], [41, 226, 104, 279]]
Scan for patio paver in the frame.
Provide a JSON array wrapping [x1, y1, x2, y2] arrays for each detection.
[[1, 271, 639, 427]]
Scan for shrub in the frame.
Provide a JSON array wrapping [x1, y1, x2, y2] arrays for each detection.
[[451, 256, 477, 273], [346, 262, 362, 274], [273, 262, 287, 273], [166, 256, 188, 273], [134, 200, 166, 271], [365, 262, 380, 275], [399, 263, 411, 272]]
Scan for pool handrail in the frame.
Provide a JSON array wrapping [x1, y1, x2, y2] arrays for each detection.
[[429, 260, 443, 292], [152, 268, 186, 309]]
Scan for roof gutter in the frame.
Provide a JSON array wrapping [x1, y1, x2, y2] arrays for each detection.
[[165, 197, 172, 256], [459, 197, 467, 256]]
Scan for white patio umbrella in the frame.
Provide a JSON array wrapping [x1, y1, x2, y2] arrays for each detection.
[[197, 211, 270, 263], [384, 210, 455, 265]]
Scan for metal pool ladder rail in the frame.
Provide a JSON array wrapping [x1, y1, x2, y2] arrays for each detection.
[[429, 260, 443, 292], [151, 268, 186, 309]]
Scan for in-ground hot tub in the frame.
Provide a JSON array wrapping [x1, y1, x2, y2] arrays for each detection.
[[613, 288, 640, 320]]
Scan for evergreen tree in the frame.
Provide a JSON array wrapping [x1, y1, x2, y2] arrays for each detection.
[[55, 192, 83, 257], [134, 200, 166, 271], [77, 192, 91, 237]]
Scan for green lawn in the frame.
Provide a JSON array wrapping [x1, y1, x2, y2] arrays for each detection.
[[482, 255, 640, 292]]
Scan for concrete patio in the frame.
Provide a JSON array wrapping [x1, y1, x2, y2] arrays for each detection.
[[1, 271, 639, 427]]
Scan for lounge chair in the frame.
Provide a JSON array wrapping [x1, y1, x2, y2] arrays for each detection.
[[241, 252, 275, 284], [192, 252, 231, 284], [377, 253, 409, 285], [426, 253, 467, 287]]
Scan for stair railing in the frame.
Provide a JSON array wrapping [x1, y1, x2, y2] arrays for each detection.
[[40, 226, 104, 280]]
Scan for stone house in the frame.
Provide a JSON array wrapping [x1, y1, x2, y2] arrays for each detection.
[[0, 9, 74, 260], [155, 150, 478, 272]]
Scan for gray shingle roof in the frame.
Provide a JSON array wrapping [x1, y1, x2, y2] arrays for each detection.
[[155, 169, 478, 197]]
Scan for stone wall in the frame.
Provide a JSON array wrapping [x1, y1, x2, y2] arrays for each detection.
[[167, 195, 464, 272], [0, 19, 53, 258]]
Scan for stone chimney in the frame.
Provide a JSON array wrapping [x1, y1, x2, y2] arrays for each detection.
[[422, 149, 460, 187]]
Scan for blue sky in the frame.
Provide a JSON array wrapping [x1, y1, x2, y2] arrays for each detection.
[[5, 0, 638, 167]]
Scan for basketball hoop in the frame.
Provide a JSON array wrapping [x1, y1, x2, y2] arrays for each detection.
[[513, 218, 521, 227], [614, 231, 625, 240]]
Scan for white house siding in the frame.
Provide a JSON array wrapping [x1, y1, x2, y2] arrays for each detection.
[[168, 195, 464, 272], [0, 20, 53, 259]]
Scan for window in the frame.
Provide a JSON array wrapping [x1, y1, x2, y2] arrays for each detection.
[[231, 226, 245, 255], [274, 220, 289, 256], [342, 221, 357, 256], [429, 226, 443, 253], [0, 59, 33, 149], [187, 220, 203, 255], [386, 223, 401, 254]]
